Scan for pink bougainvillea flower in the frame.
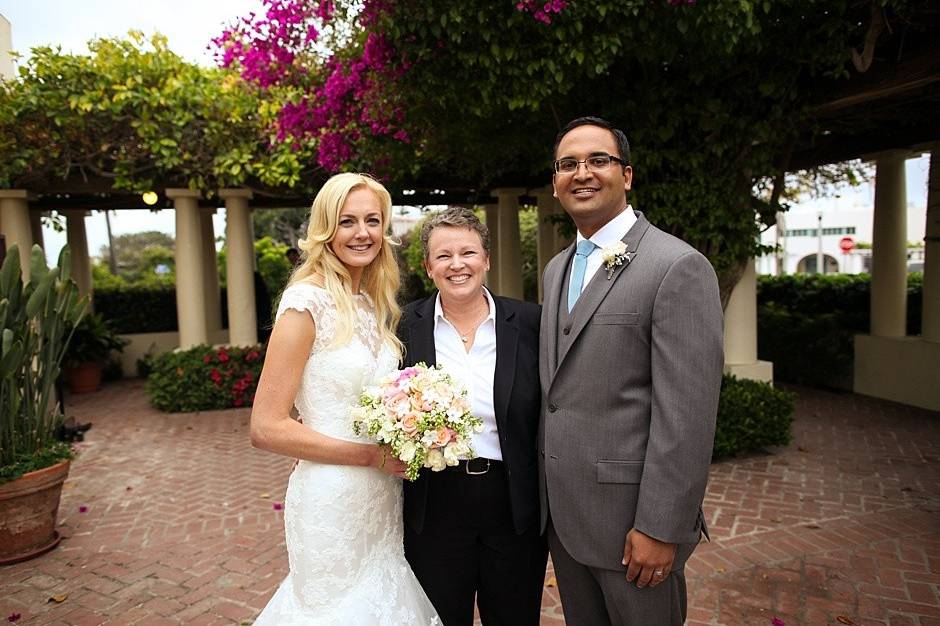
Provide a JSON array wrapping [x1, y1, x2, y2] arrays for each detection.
[[273, 503, 284, 511], [7, 613, 22, 623], [78, 506, 88, 513], [771, 618, 786, 626]]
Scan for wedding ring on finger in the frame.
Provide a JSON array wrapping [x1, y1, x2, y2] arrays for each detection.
[[654, 569, 665, 577]]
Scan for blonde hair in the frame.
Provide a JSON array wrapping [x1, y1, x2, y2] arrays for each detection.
[[287, 173, 402, 359]]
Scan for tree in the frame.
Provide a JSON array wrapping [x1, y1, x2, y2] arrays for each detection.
[[216, 0, 927, 302], [97, 230, 174, 279], [252, 206, 310, 246], [0, 32, 315, 195]]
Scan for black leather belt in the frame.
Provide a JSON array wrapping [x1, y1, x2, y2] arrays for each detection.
[[442, 457, 503, 475]]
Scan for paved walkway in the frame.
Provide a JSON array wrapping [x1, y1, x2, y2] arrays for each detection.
[[0, 381, 937, 625]]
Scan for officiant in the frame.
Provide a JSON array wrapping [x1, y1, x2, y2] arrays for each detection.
[[397, 207, 548, 626]]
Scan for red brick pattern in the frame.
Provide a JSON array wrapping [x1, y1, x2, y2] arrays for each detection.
[[0, 381, 936, 625]]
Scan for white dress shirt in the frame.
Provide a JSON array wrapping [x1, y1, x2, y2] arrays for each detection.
[[433, 288, 501, 461], [568, 205, 636, 299]]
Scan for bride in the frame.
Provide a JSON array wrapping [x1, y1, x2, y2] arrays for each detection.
[[250, 173, 440, 625]]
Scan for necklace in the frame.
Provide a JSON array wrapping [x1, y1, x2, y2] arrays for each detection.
[[442, 295, 489, 343], [453, 318, 485, 343]]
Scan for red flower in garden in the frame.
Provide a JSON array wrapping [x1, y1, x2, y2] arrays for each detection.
[[203, 354, 212, 364], [218, 349, 230, 363], [210, 368, 223, 385]]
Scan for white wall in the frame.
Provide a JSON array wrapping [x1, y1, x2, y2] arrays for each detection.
[[0, 14, 14, 80]]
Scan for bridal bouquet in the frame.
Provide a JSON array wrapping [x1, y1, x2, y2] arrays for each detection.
[[352, 362, 483, 481]]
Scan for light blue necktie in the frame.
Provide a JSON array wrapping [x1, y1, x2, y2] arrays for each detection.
[[568, 240, 597, 312]]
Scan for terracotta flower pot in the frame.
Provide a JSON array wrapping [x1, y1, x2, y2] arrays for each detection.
[[64, 361, 103, 394], [0, 460, 70, 565]]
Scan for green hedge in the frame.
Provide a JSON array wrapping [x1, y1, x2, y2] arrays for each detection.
[[144, 344, 264, 412], [95, 285, 181, 333], [757, 273, 922, 388], [713, 375, 795, 459]]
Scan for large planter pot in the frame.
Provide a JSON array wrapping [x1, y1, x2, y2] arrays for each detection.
[[64, 361, 102, 394], [0, 460, 70, 565]]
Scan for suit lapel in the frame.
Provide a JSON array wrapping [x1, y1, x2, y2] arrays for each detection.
[[492, 297, 518, 435], [555, 212, 652, 371], [407, 294, 438, 367], [543, 242, 576, 384]]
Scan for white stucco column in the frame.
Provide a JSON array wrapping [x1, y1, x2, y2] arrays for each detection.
[[553, 193, 575, 252], [855, 150, 940, 411], [723, 259, 773, 382], [167, 188, 208, 348], [482, 203, 501, 294], [490, 188, 525, 299], [870, 151, 908, 338], [0, 190, 34, 280], [221, 189, 258, 347], [62, 210, 93, 299], [30, 211, 45, 251], [534, 186, 558, 302], [200, 208, 222, 333], [923, 147, 940, 343]]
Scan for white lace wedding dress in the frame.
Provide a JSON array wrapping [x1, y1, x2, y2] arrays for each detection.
[[254, 283, 441, 625]]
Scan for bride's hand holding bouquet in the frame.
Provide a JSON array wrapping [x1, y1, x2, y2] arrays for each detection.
[[353, 363, 482, 481]]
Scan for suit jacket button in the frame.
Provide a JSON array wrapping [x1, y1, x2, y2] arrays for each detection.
[[548, 403, 558, 412], [563, 326, 571, 335]]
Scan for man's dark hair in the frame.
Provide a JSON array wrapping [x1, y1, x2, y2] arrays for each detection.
[[553, 116, 631, 167]]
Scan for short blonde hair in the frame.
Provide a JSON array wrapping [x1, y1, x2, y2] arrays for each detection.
[[288, 173, 402, 358]]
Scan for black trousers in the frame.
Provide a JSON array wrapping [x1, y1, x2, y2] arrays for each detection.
[[404, 462, 548, 626]]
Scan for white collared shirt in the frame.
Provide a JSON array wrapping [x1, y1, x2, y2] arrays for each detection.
[[569, 205, 636, 299], [433, 288, 501, 460]]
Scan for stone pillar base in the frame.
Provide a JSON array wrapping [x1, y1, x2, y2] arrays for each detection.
[[723, 360, 774, 384], [854, 335, 940, 411]]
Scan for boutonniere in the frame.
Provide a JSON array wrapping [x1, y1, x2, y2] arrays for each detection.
[[600, 241, 631, 279]]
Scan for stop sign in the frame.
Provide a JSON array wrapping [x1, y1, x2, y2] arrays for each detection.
[[839, 237, 855, 253]]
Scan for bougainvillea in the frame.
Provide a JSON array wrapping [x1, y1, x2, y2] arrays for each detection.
[[216, 0, 923, 302], [515, 0, 568, 24], [214, 0, 408, 173]]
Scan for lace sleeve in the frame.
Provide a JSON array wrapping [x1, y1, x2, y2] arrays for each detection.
[[275, 284, 336, 352]]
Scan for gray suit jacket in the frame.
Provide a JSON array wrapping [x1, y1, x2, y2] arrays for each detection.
[[538, 210, 723, 572]]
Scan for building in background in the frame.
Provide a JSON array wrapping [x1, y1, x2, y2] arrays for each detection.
[[758, 156, 929, 276]]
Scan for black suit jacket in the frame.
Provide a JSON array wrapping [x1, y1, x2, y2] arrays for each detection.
[[398, 292, 542, 534]]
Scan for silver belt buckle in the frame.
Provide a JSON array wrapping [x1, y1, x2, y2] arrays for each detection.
[[465, 458, 490, 475]]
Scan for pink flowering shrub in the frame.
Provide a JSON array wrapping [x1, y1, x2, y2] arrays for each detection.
[[213, 0, 408, 173], [515, 0, 568, 24]]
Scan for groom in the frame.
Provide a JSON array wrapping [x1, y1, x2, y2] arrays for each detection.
[[539, 116, 724, 625]]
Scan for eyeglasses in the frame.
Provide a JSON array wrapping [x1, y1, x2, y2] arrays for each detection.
[[553, 154, 626, 174]]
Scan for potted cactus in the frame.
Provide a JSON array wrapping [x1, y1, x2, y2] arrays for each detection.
[[0, 244, 86, 564]]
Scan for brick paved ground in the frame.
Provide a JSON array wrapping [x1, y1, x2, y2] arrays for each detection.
[[0, 380, 937, 625]]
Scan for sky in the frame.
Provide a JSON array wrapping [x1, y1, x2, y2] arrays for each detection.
[[0, 1, 933, 263]]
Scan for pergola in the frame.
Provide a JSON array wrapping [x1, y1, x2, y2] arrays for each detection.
[[1, 21, 938, 411]]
